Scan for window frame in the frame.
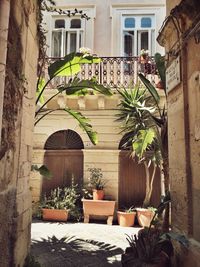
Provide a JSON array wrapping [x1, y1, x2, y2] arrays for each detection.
[[121, 14, 155, 57], [51, 16, 84, 57]]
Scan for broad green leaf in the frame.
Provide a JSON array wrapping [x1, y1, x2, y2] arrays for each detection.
[[132, 128, 155, 159], [154, 53, 166, 94], [36, 78, 45, 104], [64, 108, 98, 145], [48, 52, 101, 79], [31, 164, 52, 179], [161, 232, 189, 248], [138, 73, 160, 104], [60, 77, 112, 96]]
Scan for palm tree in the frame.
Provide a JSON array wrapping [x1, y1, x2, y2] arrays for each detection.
[[116, 52, 169, 228], [116, 85, 163, 207]]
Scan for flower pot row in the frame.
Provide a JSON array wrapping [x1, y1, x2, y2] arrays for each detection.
[[117, 208, 155, 227]]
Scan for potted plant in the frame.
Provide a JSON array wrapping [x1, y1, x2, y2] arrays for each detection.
[[116, 86, 162, 227], [139, 49, 149, 64], [136, 207, 157, 228], [121, 199, 188, 267], [117, 206, 136, 227], [41, 181, 80, 222], [87, 168, 106, 200]]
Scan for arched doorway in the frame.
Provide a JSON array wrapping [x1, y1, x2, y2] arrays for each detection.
[[118, 134, 161, 209], [42, 129, 84, 195]]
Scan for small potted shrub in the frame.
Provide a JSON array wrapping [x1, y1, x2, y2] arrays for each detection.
[[87, 168, 106, 200], [121, 199, 188, 267], [117, 206, 136, 227], [41, 181, 80, 222], [136, 207, 157, 228]]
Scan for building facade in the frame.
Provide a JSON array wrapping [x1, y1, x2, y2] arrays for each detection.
[[31, 0, 166, 209]]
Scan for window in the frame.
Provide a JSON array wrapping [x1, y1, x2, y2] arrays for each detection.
[[122, 15, 155, 56], [125, 18, 135, 28], [51, 17, 84, 57], [141, 17, 151, 28]]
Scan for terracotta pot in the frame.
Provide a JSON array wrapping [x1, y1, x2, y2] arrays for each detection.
[[137, 208, 155, 227], [140, 55, 148, 64], [93, 189, 104, 200], [42, 208, 69, 222], [117, 211, 136, 227], [82, 199, 115, 216], [156, 80, 164, 89]]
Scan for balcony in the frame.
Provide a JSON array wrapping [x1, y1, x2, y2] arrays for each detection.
[[43, 56, 158, 90]]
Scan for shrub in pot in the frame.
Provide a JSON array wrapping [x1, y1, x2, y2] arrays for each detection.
[[117, 206, 136, 227], [136, 207, 157, 228], [87, 168, 106, 200], [41, 181, 80, 222], [121, 200, 189, 267]]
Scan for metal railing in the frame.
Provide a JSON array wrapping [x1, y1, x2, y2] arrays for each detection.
[[43, 56, 157, 89]]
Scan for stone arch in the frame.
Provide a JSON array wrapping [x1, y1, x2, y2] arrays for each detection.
[[44, 129, 84, 150]]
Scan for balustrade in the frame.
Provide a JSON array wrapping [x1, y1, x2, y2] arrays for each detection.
[[42, 56, 157, 90]]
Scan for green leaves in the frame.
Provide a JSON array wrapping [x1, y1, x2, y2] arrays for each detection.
[[48, 52, 101, 79], [59, 77, 112, 96], [161, 232, 189, 248], [31, 165, 52, 179], [35, 52, 113, 147], [154, 53, 166, 94], [138, 73, 160, 105], [132, 129, 156, 159], [64, 108, 98, 145], [36, 78, 45, 105]]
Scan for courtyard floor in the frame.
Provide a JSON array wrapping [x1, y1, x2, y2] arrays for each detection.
[[31, 220, 141, 267]]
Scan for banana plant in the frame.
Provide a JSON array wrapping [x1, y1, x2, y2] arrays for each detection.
[[35, 52, 112, 145]]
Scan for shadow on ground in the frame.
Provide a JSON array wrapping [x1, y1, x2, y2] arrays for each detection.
[[31, 235, 123, 267]]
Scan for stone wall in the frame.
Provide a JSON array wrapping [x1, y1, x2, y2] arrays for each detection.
[[158, 0, 200, 266], [31, 104, 122, 202], [0, 0, 38, 266]]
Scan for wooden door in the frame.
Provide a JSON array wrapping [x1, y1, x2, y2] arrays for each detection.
[[42, 129, 84, 196], [42, 150, 83, 195], [119, 151, 161, 209]]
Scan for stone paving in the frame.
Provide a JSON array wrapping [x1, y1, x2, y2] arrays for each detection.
[[31, 220, 141, 267]]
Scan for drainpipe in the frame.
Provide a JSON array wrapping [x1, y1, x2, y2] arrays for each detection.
[[181, 22, 193, 236], [0, 0, 10, 147]]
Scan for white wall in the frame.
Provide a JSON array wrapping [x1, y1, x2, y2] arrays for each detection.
[[43, 0, 166, 57]]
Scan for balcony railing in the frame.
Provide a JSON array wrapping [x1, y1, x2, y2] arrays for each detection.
[[43, 56, 158, 90]]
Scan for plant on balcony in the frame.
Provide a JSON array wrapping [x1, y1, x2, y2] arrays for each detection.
[[139, 49, 149, 63]]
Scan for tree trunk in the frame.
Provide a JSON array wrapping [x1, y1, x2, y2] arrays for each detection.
[[143, 161, 151, 207], [148, 164, 157, 202]]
